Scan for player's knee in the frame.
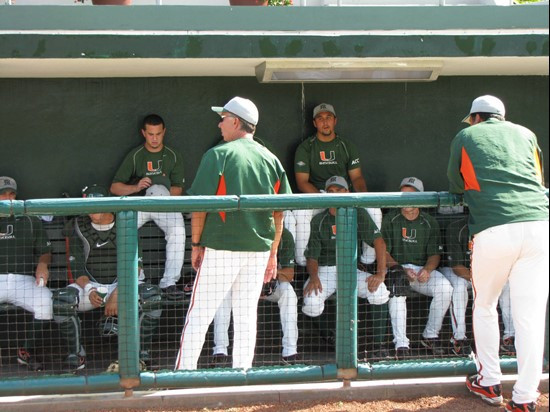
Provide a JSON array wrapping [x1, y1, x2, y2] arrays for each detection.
[[52, 286, 79, 321], [302, 298, 324, 317], [278, 282, 297, 302], [139, 283, 163, 317], [367, 284, 390, 305]]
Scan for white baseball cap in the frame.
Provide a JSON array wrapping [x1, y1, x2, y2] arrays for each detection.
[[325, 175, 349, 191], [0, 176, 17, 194], [462, 95, 506, 124], [313, 103, 336, 119], [145, 184, 170, 197], [212, 96, 259, 126], [400, 176, 424, 192]]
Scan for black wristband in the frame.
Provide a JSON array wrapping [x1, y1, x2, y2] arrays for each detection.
[[191, 242, 201, 247]]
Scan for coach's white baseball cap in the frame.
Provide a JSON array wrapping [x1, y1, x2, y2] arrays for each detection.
[[400, 177, 424, 192], [462, 95, 506, 124], [212, 96, 259, 126]]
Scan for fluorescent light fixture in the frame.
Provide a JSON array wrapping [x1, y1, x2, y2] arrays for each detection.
[[256, 60, 443, 83]]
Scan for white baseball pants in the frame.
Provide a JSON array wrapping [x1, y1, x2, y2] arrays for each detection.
[[175, 248, 269, 370], [213, 281, 299, 358], [471, 221, 549, 405], [0, 274, 52, 320], [302, 266, 390, 318], [138, 211, 185, 289]]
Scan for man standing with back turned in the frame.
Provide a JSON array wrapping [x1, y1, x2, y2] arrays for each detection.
[[448, 95, 549, 411], [175, 96, 292, 370]]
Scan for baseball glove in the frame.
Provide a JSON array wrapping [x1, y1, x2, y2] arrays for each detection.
[[385, 264, 411, 297]]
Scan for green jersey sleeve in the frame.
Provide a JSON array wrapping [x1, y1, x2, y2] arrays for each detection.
[[187, 149, 222, 196], [445, 218, 469, 267], [357, 208, 382, 247], [447, 134, 465, 194], [32, 217, 52, 257], [112, 150, 136, 184], [426, 215, 443, 257], [165, 146, 185, 188], [278, 228, 295, 268], [304, 216, 322, 261], [346, 140, 362, 171]]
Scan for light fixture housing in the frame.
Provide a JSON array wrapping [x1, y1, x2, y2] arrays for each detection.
[[255, 60, 443, 83]]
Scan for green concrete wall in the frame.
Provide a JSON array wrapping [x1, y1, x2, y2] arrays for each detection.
[[1, 75, 548, 199]]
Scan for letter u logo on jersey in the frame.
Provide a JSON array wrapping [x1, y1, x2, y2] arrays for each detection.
[[0, 224, 14, 236], [401, 227, 417, 240], [147, 160, 163, 172], [320, 151, 336, 162]]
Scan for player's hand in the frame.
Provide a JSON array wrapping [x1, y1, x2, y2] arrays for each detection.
[[417, 268, 430, 283], [263, 255, 277, 284], [104, 294, 118, 317], [135, 177, 152, 192], [89, 290, 104, 308], [405, 268, 417, 282], [367, 273, 384, 293], [304, 276, 322, 297], [35, 268, 49, 287], [191, 247, 204, 271]]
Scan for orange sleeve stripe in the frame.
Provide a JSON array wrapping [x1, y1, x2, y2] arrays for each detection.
[[460, 147, 481, 192], [274, 179, 281, 194], [216, 174, 227, 223], [534, 148, 543, 184]]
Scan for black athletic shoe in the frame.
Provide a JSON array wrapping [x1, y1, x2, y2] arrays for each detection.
[[466, 373, 503, 406], [183, 282, 194, 297], [139, 351, 159, 371], [210, 353, 230, 368], [17, 348, 43, 371], [282, 354, 300, 365], [161, 285, 185, 301], [65, 353, 86, 371], [451, 339, 472, 357], [395, 347, 410, 360], [421, 337, 446, 356], [505, 399, 537, 412], [500, 337, 516, 356]]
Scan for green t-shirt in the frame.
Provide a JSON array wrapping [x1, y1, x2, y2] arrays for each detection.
[[278, 227, 295, 269], [294, 135, 362, 191], [65, 216, 143, 284], [447, 119, 548, 235], [112, 144, 185, 194], [382, 210, 443, 266], [0, 215, 51, 276], [445, 216, 470, 268], [305, 208, 381, 266], [188, 137, 292, 252]]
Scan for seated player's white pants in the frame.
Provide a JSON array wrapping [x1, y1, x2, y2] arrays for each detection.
[[388, 265, 452, 348], [0, 274, 52, 320], [288, 208, 382, 267], [138, 211, 185, 289], [440, 267, 515, 342], [302, 267, 389, 317], [175, 248, 269, 371], [471, 221, 549, 405], [214, 281, 299, 358]]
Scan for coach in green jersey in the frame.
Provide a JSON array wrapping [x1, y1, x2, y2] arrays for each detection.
[[0, 177, 52, 371], [382, 177, 452, 360], [110, 114, 185, 300], [175, 96, 292, 371]]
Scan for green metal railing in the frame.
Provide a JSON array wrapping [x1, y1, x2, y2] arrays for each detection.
[[0, 191, 534, 396]]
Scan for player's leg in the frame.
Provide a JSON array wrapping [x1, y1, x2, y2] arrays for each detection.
[[292, 209, 315, 267], [358, 270, 390, 352], [138, 282, 162, 370], [302, 266, 337, 318], [213, 290, 232, 357], [283, 210, 297, 244], [175, 248, 237, 370], [230, 250, 270, 369], [265, 281, 298, 358], [508, 221, 549, 405], [360, 208, 382, 264], [498, 281, 515, 355], [440, 267, 471, 355], [151, 212, 185, 292]]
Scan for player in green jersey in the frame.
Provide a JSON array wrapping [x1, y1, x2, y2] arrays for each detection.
[[0, 177, 52, 371], [111, 114, 185, 301]]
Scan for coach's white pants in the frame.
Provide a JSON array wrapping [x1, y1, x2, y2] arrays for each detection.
[[0, 274, 52, 320], [471, 221, 549, 405], [288, 208, 383, 267], [175, 248, 269, 370], [302, 267, 389, 318], [214, 281, 299, 358], [138, 211, 185, 289], [388, 265, 452, 348]]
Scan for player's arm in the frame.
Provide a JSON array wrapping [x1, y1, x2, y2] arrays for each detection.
[[265, 211, 284, 283], [348, 168, 367, 192], [110, 179, 152, 196], [451, 264, 471, 281], [417, 254, 440, 283], [295, 172, 319, 193], [304, 258, 322, 296], [75, 275, 104, 308], [35, 252, 51, 286], [277, 266, 294, 283], [190, 211, 207, 271], [170, 186, 183, 196], [366, 237, 387, 292], [105, 288, 118, 317]]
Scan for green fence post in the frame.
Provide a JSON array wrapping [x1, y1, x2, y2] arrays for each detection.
[[336, 207, 358, 383], [116, 210, 140, 396]]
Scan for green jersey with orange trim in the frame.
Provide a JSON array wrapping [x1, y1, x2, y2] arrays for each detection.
[[278, 228, 295, 269], [112, 144, 185, 193], [188, 137, 292, 252], [294, 135, 361, 191], [447, 119, 548, 235], [305, 208, 381, 266], [382, 210, 443, 266]]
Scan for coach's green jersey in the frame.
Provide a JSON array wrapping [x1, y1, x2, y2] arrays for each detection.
[[112, 144, 185, 194], [278, 228, 295, 269], [445, 216, 470, 268], [189, 137, 292, 252], [447, 119, 548, 235], [294, 135, 362, 191], [0, 216, 51, 276], [65, 216, 143, 284], [382, 210, 443, 266], [305, 208, 381, 266]]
